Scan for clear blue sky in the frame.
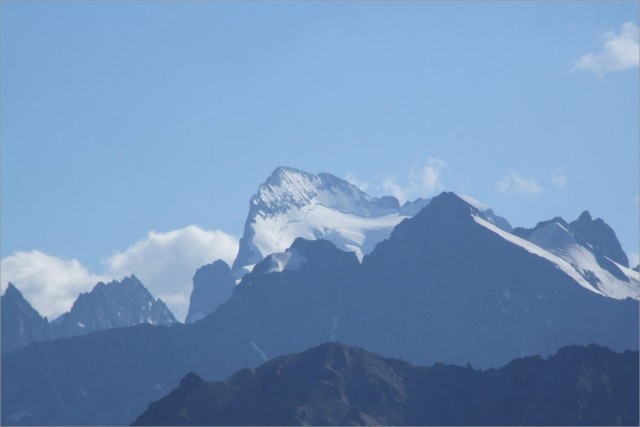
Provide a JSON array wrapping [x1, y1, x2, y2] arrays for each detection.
[[2, 1, 638, 271]]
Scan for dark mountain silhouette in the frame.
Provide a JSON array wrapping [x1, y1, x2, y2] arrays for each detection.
[[2, 193, 637, 425], [133, 342, 639, 426], [1, 283, 53, 353], [53, 275, 177, 338], [185, 261, 235, 323]]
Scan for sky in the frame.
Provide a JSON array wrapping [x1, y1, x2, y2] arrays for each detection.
[[2, 1, 638, 321]]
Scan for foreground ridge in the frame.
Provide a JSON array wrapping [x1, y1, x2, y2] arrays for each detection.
[[133, 342, 639, 426]]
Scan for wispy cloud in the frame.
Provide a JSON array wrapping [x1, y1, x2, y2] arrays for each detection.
[[629, 252, 639, 269], [345, 158, 448, 204], [497, 171, 543, 195], [1, 226, 239, 321], [344, 172, 370, 192], [551, 169, 568, 188], [573, 22, 639, 77], [382, 158, 448, 204]]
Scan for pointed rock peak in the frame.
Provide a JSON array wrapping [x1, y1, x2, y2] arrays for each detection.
[[576, 211, 593, 223], [2, 283, 35, 308], [425, 192, 482, 216], [265, 166, 313, 186], [179, 372, 204, 388], [116, 275, 143, 288], [194, 260, 231, 281], [514, 217, 570, 237], [127, 274, 141, 283], [541, 217, 569, 228], [3, 282, 21, 297], [568, 210, 628, 267]]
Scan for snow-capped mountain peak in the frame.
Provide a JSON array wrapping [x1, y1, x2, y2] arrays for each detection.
[[513, 215, 639, 300], [232, 167, 428, 271], [252, 166, 399, 218]]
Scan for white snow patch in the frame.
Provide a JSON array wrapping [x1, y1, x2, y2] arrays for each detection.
[[524, 221, 640, 300], [563, 246, 640, 300], [265, 248, 307, 274], [249, 204, 408, 267], [250, 341, 268, 362], [607, 257, 640, 283], [330, 316, 340, 340], [459, 194, 489, 211], [265, 251, 292, 274], [473, 215, 604, 296], [77, 322, 85, 328], [285, 248, 306, 270]]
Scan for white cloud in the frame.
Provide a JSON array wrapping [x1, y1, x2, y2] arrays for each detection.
[[1, 226, 239, 322], [1, 251, 107, 319], [382, 157, 448, 204], [104, 225, 238, 321], [629, 253, 639, 269], [344, 172, 370, 192], [497, 171, 543, 195], [551, 169, 568, 188], [573, 22, 639, 76], [381, 176, 408, 203]]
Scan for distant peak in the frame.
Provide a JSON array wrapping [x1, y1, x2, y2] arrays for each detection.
[[3, 282, 22, 298], [577, 211, 593, 223], [429, 191, 479, 213], [536, 217, 569, 231], [180, 372, 204, 388], [123, 274, 143, 285], [265, 166, 312, 185]]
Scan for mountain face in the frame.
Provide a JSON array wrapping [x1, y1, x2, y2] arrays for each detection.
[[1, 284, 53, 353], [133, 342, 639, 426], [232, 166, 429, 272], [185, 261, 235, 323], [513, 213, 639, 300], [53, 275, 177, 338], [3, 192, 637, 426]]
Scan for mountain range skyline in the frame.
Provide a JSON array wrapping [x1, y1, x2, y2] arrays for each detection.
[[2, 1, 638, 322], [3, 166, 638, 322], [2, 3, 638, 426], [3, 189, 637, 425]]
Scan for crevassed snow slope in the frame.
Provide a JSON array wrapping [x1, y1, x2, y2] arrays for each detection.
[[252, 203, 411, 262], [233, 167, 428, 270], [472, 215, 601, 295], [523, 221, 640, 300]]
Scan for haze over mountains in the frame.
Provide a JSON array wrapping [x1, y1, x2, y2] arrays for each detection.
[[2, 167, 638, 426]]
